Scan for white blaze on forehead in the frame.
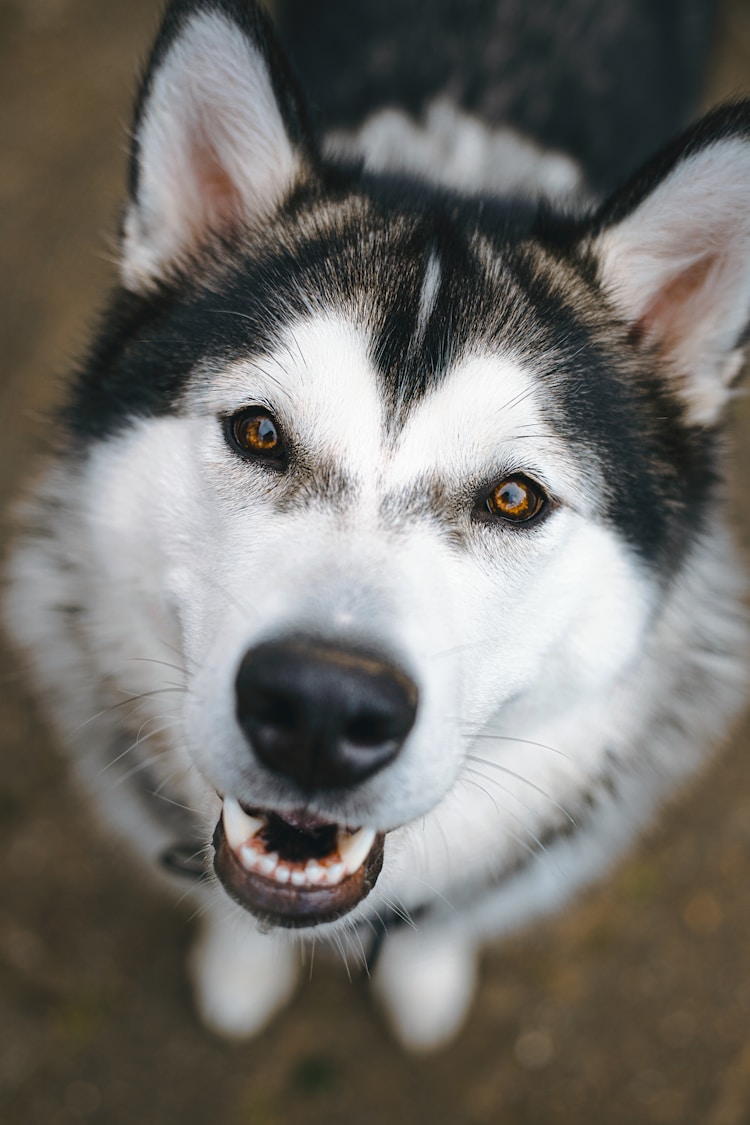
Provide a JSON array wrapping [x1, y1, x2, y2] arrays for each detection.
[[190, 314, 385, 468], [389, 351, 556, 487]]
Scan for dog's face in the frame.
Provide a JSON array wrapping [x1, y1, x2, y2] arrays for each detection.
[[70, 1, 750, 930]]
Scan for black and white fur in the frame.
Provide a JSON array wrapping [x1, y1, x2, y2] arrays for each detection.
[[6, 0, 750, 1050]]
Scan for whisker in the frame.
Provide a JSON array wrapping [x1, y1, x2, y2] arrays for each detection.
[[68, 691, 181, 737], [356, 911, 380, 942], [458, 777, 548, 867], [461, 773, 500, 817], [413, 875, 455, 913], [374, 893, 418, 931], [468, 731, 572, 762], [115, 748, 174, 786], [459, 772, 561, 866], [331, 930, 352, 983], [343, 918, 371, 978], [419, 808, 451, 867], [157, 638, 198, 673], [179, 845, 210, 868], [115, 683, 185, 698], [184, 891, 215, 923], [465, 755, 577, 827], [464, 763, 543, 824], [129, 656, 190, 678], [168, 844, 212, 901], [150, 785, 202, 816], [99, 715, 180, 775]]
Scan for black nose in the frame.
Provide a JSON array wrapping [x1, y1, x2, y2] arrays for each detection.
[[235, 640, 418, 791]]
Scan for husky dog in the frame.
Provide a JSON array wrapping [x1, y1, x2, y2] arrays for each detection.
[[6, 0, 750, 1050]]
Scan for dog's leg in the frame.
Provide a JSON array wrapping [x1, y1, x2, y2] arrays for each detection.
[[373, 928, 478, 1052], [188, 910, 299, 1039]]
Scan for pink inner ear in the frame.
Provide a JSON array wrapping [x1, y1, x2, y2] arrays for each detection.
[[190, 140, 243, 233], [637, 254, 718, 354]]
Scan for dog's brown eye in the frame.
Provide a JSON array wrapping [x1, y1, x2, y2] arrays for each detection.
[[226, 408, 287, 465], [485, 476, 546, 523]]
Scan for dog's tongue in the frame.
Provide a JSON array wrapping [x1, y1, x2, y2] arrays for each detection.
[[213, 798, 384, 927]]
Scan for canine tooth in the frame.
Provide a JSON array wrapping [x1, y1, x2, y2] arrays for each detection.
[[275, 865, 291, 884], [337, 827, 377, 874], [222, 797, 264, 851]]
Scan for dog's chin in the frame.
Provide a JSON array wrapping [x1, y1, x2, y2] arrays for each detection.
[[212, 798, 385, 928]]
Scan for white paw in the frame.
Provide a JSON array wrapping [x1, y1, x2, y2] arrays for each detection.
[[373, 929, 478, 1052], [188, 914, 298, 1039]]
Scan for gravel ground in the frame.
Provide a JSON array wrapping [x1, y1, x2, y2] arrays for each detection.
[[1, 2, 750, 1123]]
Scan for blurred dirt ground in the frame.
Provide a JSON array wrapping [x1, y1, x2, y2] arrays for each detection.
[[2, 2, 750, 1123]]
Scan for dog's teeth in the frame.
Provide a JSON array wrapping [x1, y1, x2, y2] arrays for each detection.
[[324, 861, 345, 884], [337, 827, 377, 874], [222, 797, 265, 851], [227, 809, 376, 889], [257, 852, 279, 877], [305, 860, 326, 884]]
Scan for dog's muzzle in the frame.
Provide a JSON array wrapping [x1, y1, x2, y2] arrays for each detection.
[[212, 639, 417, 926]]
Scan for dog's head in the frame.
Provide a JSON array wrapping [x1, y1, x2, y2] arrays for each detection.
[[74, 0, 750, 930]]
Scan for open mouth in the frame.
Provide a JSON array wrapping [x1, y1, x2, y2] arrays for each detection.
[[213, 797, 385, 928]]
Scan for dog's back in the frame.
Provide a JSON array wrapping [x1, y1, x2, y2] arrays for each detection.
[[277, 0, 713, 191]]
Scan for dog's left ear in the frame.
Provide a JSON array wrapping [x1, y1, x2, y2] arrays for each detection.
[[584, 103, 750, 425], [121, 0, 316, 293]]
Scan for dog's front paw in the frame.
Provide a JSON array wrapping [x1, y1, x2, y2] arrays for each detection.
[[188, 915, 298, 1039], [373, 929, 478, 1052]]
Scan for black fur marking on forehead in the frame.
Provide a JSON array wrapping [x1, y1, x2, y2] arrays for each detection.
[[370, 216, 480, 415], [340, 175, 544, 421]]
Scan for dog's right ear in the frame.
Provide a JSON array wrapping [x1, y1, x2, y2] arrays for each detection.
[[580, 103, 750, 426], [121, 0, 315, 293]]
